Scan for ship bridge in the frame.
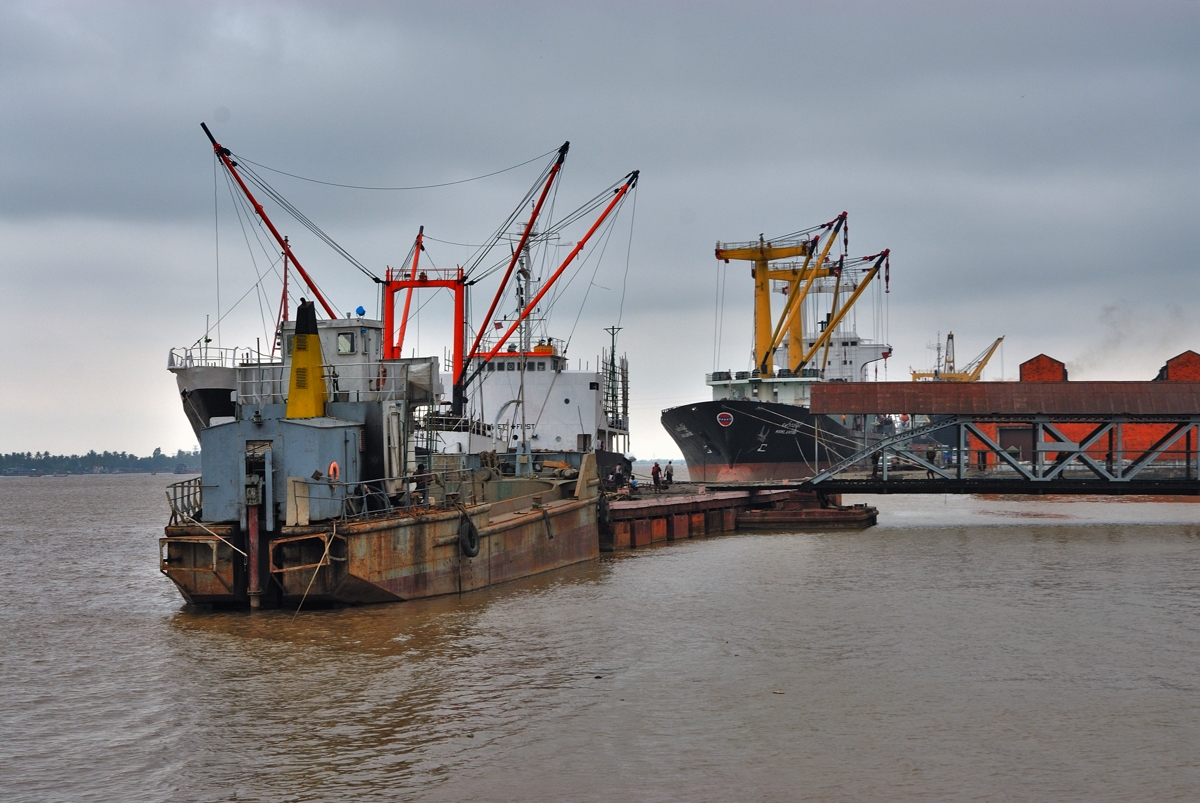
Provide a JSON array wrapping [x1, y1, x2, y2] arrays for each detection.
[[797, 364, 1200, 495]]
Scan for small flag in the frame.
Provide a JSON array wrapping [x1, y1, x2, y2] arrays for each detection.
[[494, 322, 503, 330]]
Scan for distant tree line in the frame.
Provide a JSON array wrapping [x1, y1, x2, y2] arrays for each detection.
[[0, 448, 200, 475]]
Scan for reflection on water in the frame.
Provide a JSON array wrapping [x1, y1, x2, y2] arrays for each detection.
[[3, 475, 1200, 801]]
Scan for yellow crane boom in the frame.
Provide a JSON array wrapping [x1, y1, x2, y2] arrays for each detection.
[[715, 234, 814, 378], [715, 213, 848, 377]]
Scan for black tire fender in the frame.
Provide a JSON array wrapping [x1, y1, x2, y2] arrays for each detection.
[[459, 513, 481, 558]]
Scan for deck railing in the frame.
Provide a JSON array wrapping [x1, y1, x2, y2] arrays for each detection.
[[166, 477, 203, 524], [168, 346, 266, 370], [235, 361, 437, 406], [290, 468, 493, 523]]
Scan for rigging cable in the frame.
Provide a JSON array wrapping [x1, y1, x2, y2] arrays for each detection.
[[221, 168, 274, 347], [234, 147, 559, 191], [237, 163, 378, 284], [616, 185, 638, 327], [712, 259, 721, 370], [213, 158, 222, 348], [197, 252, 284, 339], [225, 163, 343, 316], [516, 178, 629, 326], [543, 184, 633, 334], [223, 164, 316, 318], [562, 202, 625, 351], [461, 158, 558, 282]]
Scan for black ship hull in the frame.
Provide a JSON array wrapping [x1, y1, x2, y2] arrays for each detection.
[[661, 400, 884, 482]]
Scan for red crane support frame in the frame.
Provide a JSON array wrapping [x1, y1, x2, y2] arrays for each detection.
[[382, 265, 466, 384]]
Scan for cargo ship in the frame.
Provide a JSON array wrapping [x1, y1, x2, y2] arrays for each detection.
[[160, 126, 636, 608], [662, 214, 895, 482]]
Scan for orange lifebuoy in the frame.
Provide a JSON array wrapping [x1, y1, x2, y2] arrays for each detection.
[[328, 461, 340, 481]]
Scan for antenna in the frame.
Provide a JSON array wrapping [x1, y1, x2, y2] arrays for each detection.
[[604, 326, 622, 437]]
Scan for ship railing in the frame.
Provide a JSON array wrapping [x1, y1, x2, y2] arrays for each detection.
[[166, 476, 203, 524], [421, 414, 493, 436], [290, 468, 491, 523], [237, 364, 287, 405], [169, 345, 265, 370], [321, 361, 434, 403], [236, 359, 441, 406], [604, 414, 628, 431]]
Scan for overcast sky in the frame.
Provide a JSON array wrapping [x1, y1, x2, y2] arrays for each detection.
[[2, 1, 1198, 459]]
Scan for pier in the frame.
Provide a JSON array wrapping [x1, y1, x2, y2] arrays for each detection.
[[604, 487, 876, 550], [804, 367, 1200, 497]]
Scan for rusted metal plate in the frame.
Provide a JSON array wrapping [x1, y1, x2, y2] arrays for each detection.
[[160, 535, 240, 604], [268, 496, 598, 605], [810, 382, 1200, 416]]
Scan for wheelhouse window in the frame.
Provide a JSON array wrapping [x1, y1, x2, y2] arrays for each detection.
[[537, 361, 546, 371], [337, 332, 356, 355]]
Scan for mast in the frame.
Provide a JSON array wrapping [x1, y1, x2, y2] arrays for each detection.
[[604, 325, 622, 449], [517, 255, 530, 473], [271, 239, 290, 358]]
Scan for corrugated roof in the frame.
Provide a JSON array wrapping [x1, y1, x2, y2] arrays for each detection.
[[809, 382, 1200, 415]]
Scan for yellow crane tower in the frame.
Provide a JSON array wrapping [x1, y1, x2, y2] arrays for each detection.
[[715, 214, 846, 377]]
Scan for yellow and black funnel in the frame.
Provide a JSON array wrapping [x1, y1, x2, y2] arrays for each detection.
[[286, 299, 327, 418]]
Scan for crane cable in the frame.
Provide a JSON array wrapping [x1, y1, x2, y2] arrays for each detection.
[[234, 147, 560, 191], [221, 165, 341, 317], [236, 161, 379, 284]]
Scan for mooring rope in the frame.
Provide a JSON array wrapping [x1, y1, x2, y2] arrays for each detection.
[[292, 521, 335, 621], [181, 514, 247, 557]]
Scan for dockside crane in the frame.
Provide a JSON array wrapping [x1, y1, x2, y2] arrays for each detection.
[[715, 213, 891, 378], [911, 333, 1005, 382], [715, 213, 846, 377]]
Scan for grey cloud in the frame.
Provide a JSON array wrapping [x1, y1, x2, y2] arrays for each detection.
[[1, 0, 1198, 455]]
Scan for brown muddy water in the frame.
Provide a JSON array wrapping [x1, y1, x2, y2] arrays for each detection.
[[3, 474, 1200, 802]]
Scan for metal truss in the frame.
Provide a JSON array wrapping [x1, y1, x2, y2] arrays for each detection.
[[807, 414, 1200, 495]]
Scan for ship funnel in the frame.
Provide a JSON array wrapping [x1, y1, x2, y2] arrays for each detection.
[[286, 299, 327, 419]]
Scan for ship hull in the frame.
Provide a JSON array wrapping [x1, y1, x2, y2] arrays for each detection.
[[161, 470, 600, 608], [171, 365, 237, 438], [661, 400, 881, 482]]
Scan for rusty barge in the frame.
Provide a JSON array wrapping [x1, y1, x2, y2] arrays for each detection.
[[161, 298, 605, 608], [160, 126, 645, 609]]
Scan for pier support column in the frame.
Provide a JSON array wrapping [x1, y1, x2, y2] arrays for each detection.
[[247, 505, 263, 609], [668, 514, 690, 540], [651, 518, 668, 543], [612, 521, 631, 550]]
